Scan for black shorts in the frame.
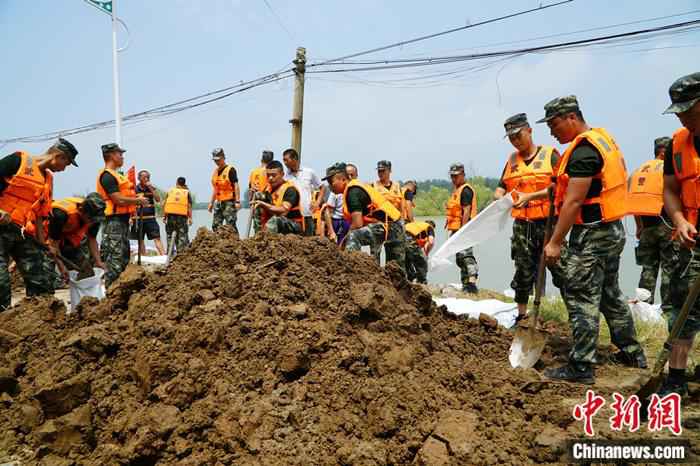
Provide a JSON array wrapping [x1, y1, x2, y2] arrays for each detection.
[[138, 218, 161, 240]]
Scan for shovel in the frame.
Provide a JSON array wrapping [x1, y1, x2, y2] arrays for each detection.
[[245, 199, 255, 239], [165, 232, 175, 266], [137, 209, 144, 266], [509, 184, 555, 369], [635, 267, 700, 401]]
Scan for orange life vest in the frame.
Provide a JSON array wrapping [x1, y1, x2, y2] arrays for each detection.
[[343, 180, 401, 225], [554, 127, 628, 224], [261, 181, 305, 230], [671, 127, 700, 225], [248, 166, 269, 193], [627, 159, 664, 217], [51, 197, 90, 248], [96, 168, 137, 216], [211, 165, 235, 202], [445, 183, 477, 232], [405, 221, 434, 248], [501, 146, 556, 220], [0, 151, 53, 228], [373, 180, 404, 212], [164, 187, 189, 216]]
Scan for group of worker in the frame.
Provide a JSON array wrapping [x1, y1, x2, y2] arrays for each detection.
[[1, 71, 699, 399]]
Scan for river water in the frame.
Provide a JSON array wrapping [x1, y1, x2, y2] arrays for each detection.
[[141, 209, 649, 299]]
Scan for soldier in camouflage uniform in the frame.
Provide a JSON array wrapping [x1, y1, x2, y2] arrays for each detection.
[[445, 163, 479, 293], [248, 150, 274, 234], [660, 72, 700, 397], [324, 163, 406, 272], [97, 143, 149, 288], [494, 113, 566, 325], [209, 148, 240, 233], [0, 138, 79, 310], [629, 137, 678, 310], [405, 220, 435, 284], [163, 177, 192, 254], [540, 96, 645, 384]]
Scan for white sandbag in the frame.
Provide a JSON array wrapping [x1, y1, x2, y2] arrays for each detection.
[[430, 193, 514, 269], [628, 288, 663, 323], [68, 268, 105, 313], [434, 297, 518, 328], [134, 255, 169, 266]]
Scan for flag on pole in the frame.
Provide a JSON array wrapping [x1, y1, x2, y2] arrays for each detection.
[[85, 0, 113, 15]]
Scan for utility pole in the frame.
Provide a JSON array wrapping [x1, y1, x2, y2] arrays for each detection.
[[111, 0, 122, 146], [290, 47, 306, 160]]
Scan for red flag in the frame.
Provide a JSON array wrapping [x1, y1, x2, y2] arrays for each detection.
[[127, 165, 136, 185]]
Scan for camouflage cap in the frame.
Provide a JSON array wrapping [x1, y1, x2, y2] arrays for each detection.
[[261, 150, 274, 163], [53, 138, 79, 166], [212, 147, 225, 160], [536, 95, 580, 123], [377, 160, 392, 170], [82, 192, 106, 223], [449, 163, 464, 175], [322, 162, 347, 181], [663, 72, 700, 114], [504, 113, 529, 137], [101, 142, 126, 154], [654, 136, 671, 152]]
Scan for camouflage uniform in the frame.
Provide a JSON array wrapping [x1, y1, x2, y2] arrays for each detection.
[[0, 224, 54, 310], [668, 244, 700, 339], [265, 216, 302, 235], [635, 222, 679, 310], [405, 238, 428, 284], [346, 221, 406, 272], [510, 219, 566, 304], [251, 191, 270, 234], [47, 240, 93, 289], [101, 217, 130, 289], [455, 248, 478, 288], [212, 200, 238, 233], [165, 215, 189, 254], [562, 221, 642, 364]]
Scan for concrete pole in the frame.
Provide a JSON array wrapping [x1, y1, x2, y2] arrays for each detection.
[[290, 47, 306, 160]]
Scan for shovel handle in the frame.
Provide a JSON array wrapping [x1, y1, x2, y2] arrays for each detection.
[[530, 184, 556, 323]]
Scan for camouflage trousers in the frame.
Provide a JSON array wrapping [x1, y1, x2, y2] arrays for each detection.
[[635, 222, 679, 310], [252, 192, 271, 234], [562, 220, 641, 364], [346, 221, 406, 273], [101, 217, 131, 289], [265, 216, 302, 235], [510, 219, 566, 304], [668, 244, 700, 339], [165, 215, 189, 254], [212, 200, 238, 233], [0, 224, 54, 311], [406, 239, 428, 284], [455, 248, 478, 287]]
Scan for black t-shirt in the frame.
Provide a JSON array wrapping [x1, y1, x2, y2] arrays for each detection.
[[346, 186, 386, 222], [281, 186, 301, 219], [460, 185, 474, 207], [564, 141, 604, 223], [48, 208, 99, 241], [218, 165, 239, 184], [498, 147, 561, 189], [136, 184, 157, 217], [0, 153, 23, 195], [99, 172, 130, 220]]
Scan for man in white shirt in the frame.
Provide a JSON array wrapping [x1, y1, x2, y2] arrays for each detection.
[[282, 148, 323, 236]]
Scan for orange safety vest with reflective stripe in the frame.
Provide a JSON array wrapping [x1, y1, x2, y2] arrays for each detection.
[[248, 166, 269, 193], [164, 187, 189, 216], [627, 159, 664, 217], [501, 146, 556, 221], [0, 151, 53, 228], [555, 127, 628, 224], [261, 181, 305, 230], [96, 168, 137, 217], [405, 221, 434, 248], [343, 179, 401, 225], [671, 127, 700, 225], [211, 165, 235, 201], [445, 183, 477, 232], [373, 180, 404, 212]]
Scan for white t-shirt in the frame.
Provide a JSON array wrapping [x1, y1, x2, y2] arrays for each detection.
[[325, 192, 344, 219], [285, 167, 321, 217]]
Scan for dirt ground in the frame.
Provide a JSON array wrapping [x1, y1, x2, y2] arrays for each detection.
[[0, 227, 698, 465]]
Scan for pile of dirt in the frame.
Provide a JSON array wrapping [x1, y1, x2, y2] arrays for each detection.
[[0, 228, 629, 465]]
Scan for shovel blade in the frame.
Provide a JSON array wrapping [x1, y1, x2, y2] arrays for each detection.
[[509, 327, 547, 369]]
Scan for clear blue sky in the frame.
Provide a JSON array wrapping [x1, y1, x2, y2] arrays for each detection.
[[1, 0, 699, 199]]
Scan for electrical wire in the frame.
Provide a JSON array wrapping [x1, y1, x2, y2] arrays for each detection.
[[262, 0, 296, 42]]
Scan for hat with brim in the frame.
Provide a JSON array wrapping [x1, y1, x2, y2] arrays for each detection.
[[449, 163, 464, 175], [101, 143, 126, 155], [536, 95, 580, 124], [663, 96, 700, 115], [322, 162, 347, 182], [503, 113, 529, 138], [55, 138, 79, 166]]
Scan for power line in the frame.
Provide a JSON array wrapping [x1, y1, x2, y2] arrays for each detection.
[[310, 0, 574, 67], [262, 0, 296, 42]]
